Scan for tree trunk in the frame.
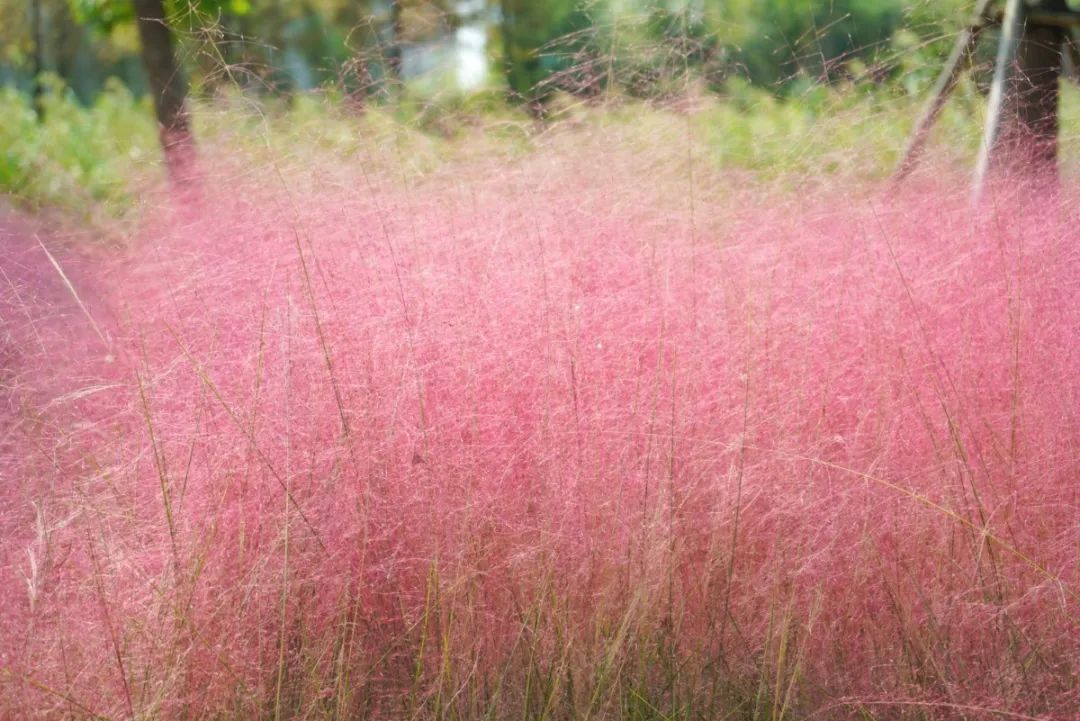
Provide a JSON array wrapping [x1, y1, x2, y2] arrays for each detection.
[[133, 0, 195, 182], [975, 0, 1068, 191], [31, 0, 48, 119], [386, 0, 404, 87], [1004, 2, 1067, 174]]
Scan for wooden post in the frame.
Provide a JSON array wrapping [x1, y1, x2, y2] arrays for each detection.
[[895, 0, 994, 180]]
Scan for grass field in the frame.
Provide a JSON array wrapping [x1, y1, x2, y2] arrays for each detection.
[[2, 76, 1079, 720]]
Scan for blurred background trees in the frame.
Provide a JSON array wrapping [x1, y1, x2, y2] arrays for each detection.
[[0, 0, 980, 112]]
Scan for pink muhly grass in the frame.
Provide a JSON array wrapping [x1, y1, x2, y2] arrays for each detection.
[[1, 139, 1078, 720]]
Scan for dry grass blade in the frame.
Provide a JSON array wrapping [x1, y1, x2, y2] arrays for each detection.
[[34, 233, 110, 352]]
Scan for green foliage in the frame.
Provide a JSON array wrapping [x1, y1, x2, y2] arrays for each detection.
[[67, 0, 134, 30], [499, 0, 597, 105], [691, 78, 942, 177], [0, 76, 156, 216], [68, 0, 252, 32], [585, 0, 965, 100], [711, 0, 905, 89], [600, 3, 726, 98]]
